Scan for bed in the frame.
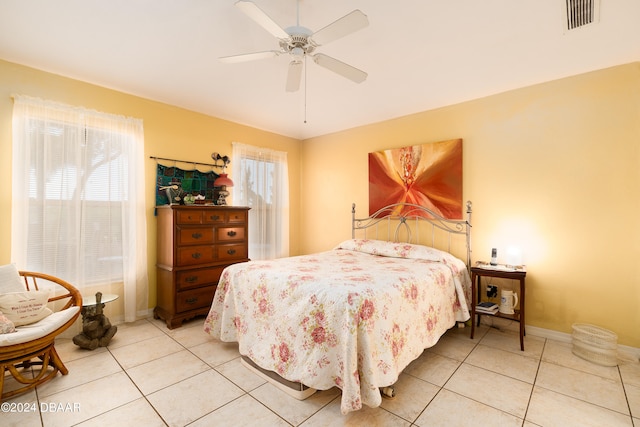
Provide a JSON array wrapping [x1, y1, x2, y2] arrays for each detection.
[[203, 202, 473, 414]]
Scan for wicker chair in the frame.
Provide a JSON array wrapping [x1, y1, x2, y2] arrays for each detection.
[[0, 271, 82, 402]]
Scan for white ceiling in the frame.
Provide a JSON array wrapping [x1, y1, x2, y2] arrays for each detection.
[[1, 1, 639, 139]]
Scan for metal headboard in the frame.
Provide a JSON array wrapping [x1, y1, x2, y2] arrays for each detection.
[[352, 201, 473, 267]]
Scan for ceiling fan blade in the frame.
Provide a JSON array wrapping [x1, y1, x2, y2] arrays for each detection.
[[286, 60, 303, 92], [219, 50, 281, 63], [235, 1, 289, 40], [311, 10, 369, 46], [312, 53, 367, 84]]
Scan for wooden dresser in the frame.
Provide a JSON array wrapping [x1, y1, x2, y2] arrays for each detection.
[[154, 205, 250, 328]]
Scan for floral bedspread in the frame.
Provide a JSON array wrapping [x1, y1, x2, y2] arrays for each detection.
[[203, 239, 471, 414]]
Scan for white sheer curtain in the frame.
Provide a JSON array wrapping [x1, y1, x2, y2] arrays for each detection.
[[11, 95, 149, 322], [232, 142, 289, 260]]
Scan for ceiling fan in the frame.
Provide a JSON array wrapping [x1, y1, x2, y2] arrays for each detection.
[[220, 0, 369, 92]]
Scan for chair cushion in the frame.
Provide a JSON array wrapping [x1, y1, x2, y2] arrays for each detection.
[[0, 263, 25, 294], [0, 311, 16, 334], [0, 306, 80, 346], [0, 290, 53, 326]]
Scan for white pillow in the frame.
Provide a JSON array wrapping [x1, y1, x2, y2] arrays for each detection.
[[0, 263, 25, 294], [0, 290, 53, 327]]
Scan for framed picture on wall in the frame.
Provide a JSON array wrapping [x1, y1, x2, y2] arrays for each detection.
[[368, 138, 463, 219]]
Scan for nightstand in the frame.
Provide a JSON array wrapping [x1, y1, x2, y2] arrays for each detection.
[[470, 262, 527, 351]]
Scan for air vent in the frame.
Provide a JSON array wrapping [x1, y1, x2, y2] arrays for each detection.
[[565, 0, 600, 31]]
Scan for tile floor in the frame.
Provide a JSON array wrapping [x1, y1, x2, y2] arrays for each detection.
[[3, 318, 639, 426]]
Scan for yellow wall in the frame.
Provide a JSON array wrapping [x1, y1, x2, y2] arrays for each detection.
[[0, 59, 301, 310], [301, 62, 640, 347], [2, 58, 639, 348]]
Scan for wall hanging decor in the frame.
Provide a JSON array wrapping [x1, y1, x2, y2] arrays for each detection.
[[368, 139, 463, 219], [152, 154, 231, 206]]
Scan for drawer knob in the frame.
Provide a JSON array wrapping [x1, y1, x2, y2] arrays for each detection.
[[192, 232, 203, 239], [191, 252, 202, 259], [210, 215, 220, 221], [185, 276, 198, 283], [227, 230, 237, 237], [227, 249, 236, 255], [185, 297, 198, 305]]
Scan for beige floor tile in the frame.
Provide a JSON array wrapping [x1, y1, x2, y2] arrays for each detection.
[[403, 351, 460, 387], [379, 373, 439, 422], [126, 349, 210, 395], [414, 389, 522, 427], [36, 350, 122, 398], [445, 323, 488, 341], [164, 320, 215, 348], [444, 363, 532, 418], [146, 369, 244, 427], [106, 319, 165, 349], [479, 328, 545, 358], [177, 316, 208, 330], [542, 339, 621, 380], [189, 339, 241, 367], [149, 316, 206, 332], [1, 390, 42, 427], [465, 344, 540, 383], [109, 333, 184, 369], [74, 397, 166, 426], [54, 337, 109, 363], [191, 394, 290, 427], [527, 386, 633, 427], [147, 316, 171, 330], [9, 316, 638, 426], [536, 361, 628, 414], [427, 334, 477, 361], [619, 360, 640, 388], [625, 383, 640, 419], [250, 382, 340, 425], [301, 397, 411, 427], [39, 371, 142, 427], [215, 357, 267, 392]]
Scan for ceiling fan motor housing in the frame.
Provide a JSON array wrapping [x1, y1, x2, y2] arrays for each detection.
[[281, 26, 315, 57]]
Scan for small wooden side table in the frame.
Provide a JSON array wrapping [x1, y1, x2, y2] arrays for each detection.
[[470, 262, 527, 351]]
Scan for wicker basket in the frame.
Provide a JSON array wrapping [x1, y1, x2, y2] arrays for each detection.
[[571, 323, 618, 366]]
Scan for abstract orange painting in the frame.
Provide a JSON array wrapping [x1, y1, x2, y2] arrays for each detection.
[[368, 139, 463, 219]]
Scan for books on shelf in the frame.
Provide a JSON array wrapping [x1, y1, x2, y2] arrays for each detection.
[[475, 301, 499, 314]]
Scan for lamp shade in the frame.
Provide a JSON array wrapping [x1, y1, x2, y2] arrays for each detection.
[[214, 173, 234, 187]]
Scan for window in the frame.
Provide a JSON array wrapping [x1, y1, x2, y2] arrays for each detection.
[[11, 96, 148, 321], [232, 142, 289, 260]]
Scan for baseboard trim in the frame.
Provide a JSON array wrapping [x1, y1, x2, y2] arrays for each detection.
[[526, 324, 640, 363]]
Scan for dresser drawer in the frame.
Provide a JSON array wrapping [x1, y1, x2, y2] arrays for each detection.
[[177, 245, 215, 266], [227, 210, 247, 223], [203, 211, 225, 223], [177, 209, 203, 224], [218, 227, 245, 242], [217, 244, 248, 261], [177, 227, 214, 245], [176, 266, 225, 291], [176, 287, 215, 313]]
